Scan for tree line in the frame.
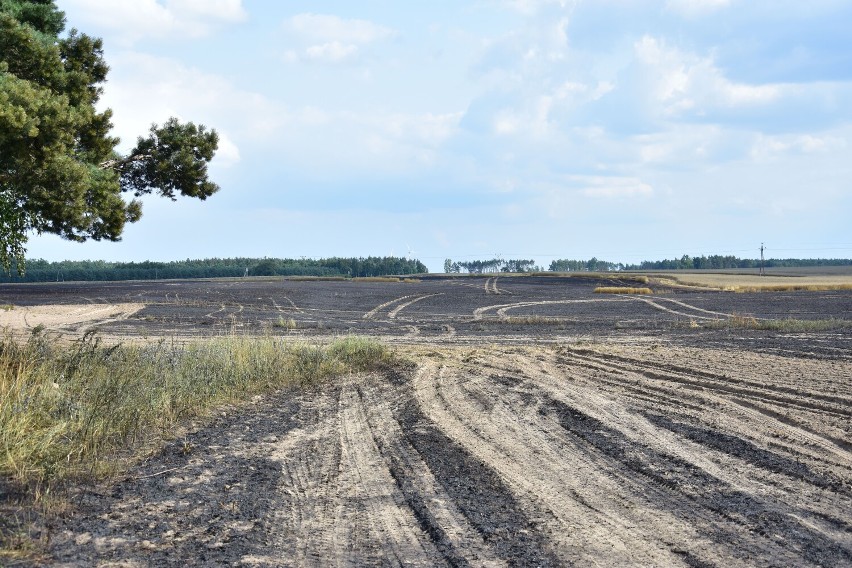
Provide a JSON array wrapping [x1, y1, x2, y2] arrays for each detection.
[[621, 255, 852, 271], [443, 255, 852, 274], [0, 257, 427, 283], [548, 255, 851, 272], [444, 258, 541, 274]]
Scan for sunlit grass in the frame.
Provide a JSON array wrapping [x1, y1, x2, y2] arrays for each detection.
[[498, 315, 570, 325], [593, 287, 653, 295], [0, 333, 393, 517], [700, 316, 852, 331], [645, 271, 852, 292], [731, 283, 852, 293], [533, 272, 650, 284]]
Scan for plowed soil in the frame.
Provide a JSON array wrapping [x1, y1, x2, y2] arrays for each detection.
[[3, 276, 849, 566]]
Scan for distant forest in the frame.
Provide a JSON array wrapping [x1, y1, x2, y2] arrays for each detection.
[[2, 255, 849, 282], [444, 255, 852, 274], [550, 256, 852, 272], [0, 257, 427, 283]]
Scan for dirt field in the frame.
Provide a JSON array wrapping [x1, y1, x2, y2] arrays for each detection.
[[1, 274, 850, 347], [2, 276, 850, 566]]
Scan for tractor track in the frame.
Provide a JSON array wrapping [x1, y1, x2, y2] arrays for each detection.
[[49, 344, 852, 567]]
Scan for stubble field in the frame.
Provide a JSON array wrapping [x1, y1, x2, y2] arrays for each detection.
[[1, 274, 850, 566]]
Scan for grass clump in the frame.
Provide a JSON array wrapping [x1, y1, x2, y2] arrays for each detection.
[[533, 272, 650, 284], [0, 333, 392, 506], [732, 283, 852, 293], [350, 277, 421, 283], [702, 316, 852, 332], [285, 276, 347, 282], [272, 317, 297, 330], [498, 315, 569, 325], [594, 286, 653, 295], [354, 276, 407, 283]]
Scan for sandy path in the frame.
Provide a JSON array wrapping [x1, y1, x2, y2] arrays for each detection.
[[0, 303, 144, 336]]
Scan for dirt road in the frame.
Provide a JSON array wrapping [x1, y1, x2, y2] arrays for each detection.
[[48, 343, 852, 567]]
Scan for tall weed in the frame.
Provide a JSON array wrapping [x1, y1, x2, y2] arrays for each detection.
[[0, 333, 391, 496]]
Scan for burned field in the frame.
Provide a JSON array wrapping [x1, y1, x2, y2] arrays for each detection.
[[3, 275, 851, 566], [1, 274, 850, 350]]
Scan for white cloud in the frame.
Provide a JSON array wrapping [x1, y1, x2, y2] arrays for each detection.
[[578, 176, 654, 198], [503, 0, 571, 16], [95, 52, 276, 166], [101, 48, 461, 174], [633, 35, 782, 116], [281, 13, 395, 64], [666, 0, 733, 18], [304, 41, 358, 63], [169, 0, 246, 22], [61, 0, 247, 44], [270, 109, 462, 173], [213, 133, 241, 167], [284, 13, 394, 44], [750, 132, 846, 161]]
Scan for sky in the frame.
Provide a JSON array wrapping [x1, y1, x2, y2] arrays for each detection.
[[26, 0, 852, 271]]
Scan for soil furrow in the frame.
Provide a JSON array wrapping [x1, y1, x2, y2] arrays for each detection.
[[561, 349, 851, 418], [567, 347, 852, 406], [336, 383, 443, 566], [415, 361, 713, 566], [543, 397, 852, 567], [557, 349, 852, 466]]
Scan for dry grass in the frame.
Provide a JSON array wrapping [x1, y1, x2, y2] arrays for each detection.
[[0, 333, 394, 560], [534, 272, 650, 284], [354, 277, 401, 282], [731, 283, 852, 293], [643, 271, 852, 292], [498, 315, 571, 325], [272, 317, 297, 330], [698, 315, 852, 331], [285, 276, 347, 282], [594, 287, 653, 295]]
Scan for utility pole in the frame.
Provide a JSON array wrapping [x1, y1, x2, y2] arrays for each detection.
[[760, 243, 765, 276]]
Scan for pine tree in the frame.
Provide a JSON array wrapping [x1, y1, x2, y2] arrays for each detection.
[[0, 0, 219, 273]]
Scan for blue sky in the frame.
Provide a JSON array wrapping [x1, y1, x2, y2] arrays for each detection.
[[28, 0, 852, 271]]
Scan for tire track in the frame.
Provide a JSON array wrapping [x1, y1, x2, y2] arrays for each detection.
[[361, 380, 508, 567], [452, 359, 808, 566], [46, 348, 852, 567], [474, 298, 626, 321], [475, 350, 852, 564], [568, 347, 852, 407], [388, 294, 444, 320], [558, 348, 852, 466], [411, 365, 566, 565], [636, 297, 721, 320], [337, 384, 443, 566], [271, 296, 302, 313], [512, 350, 852, 534], [413, 361, 701, 566], [484, 277, 503, 295], [562, 349, 852, 421], [363, 295, 418, 320], [651, 296, 736, 318]]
